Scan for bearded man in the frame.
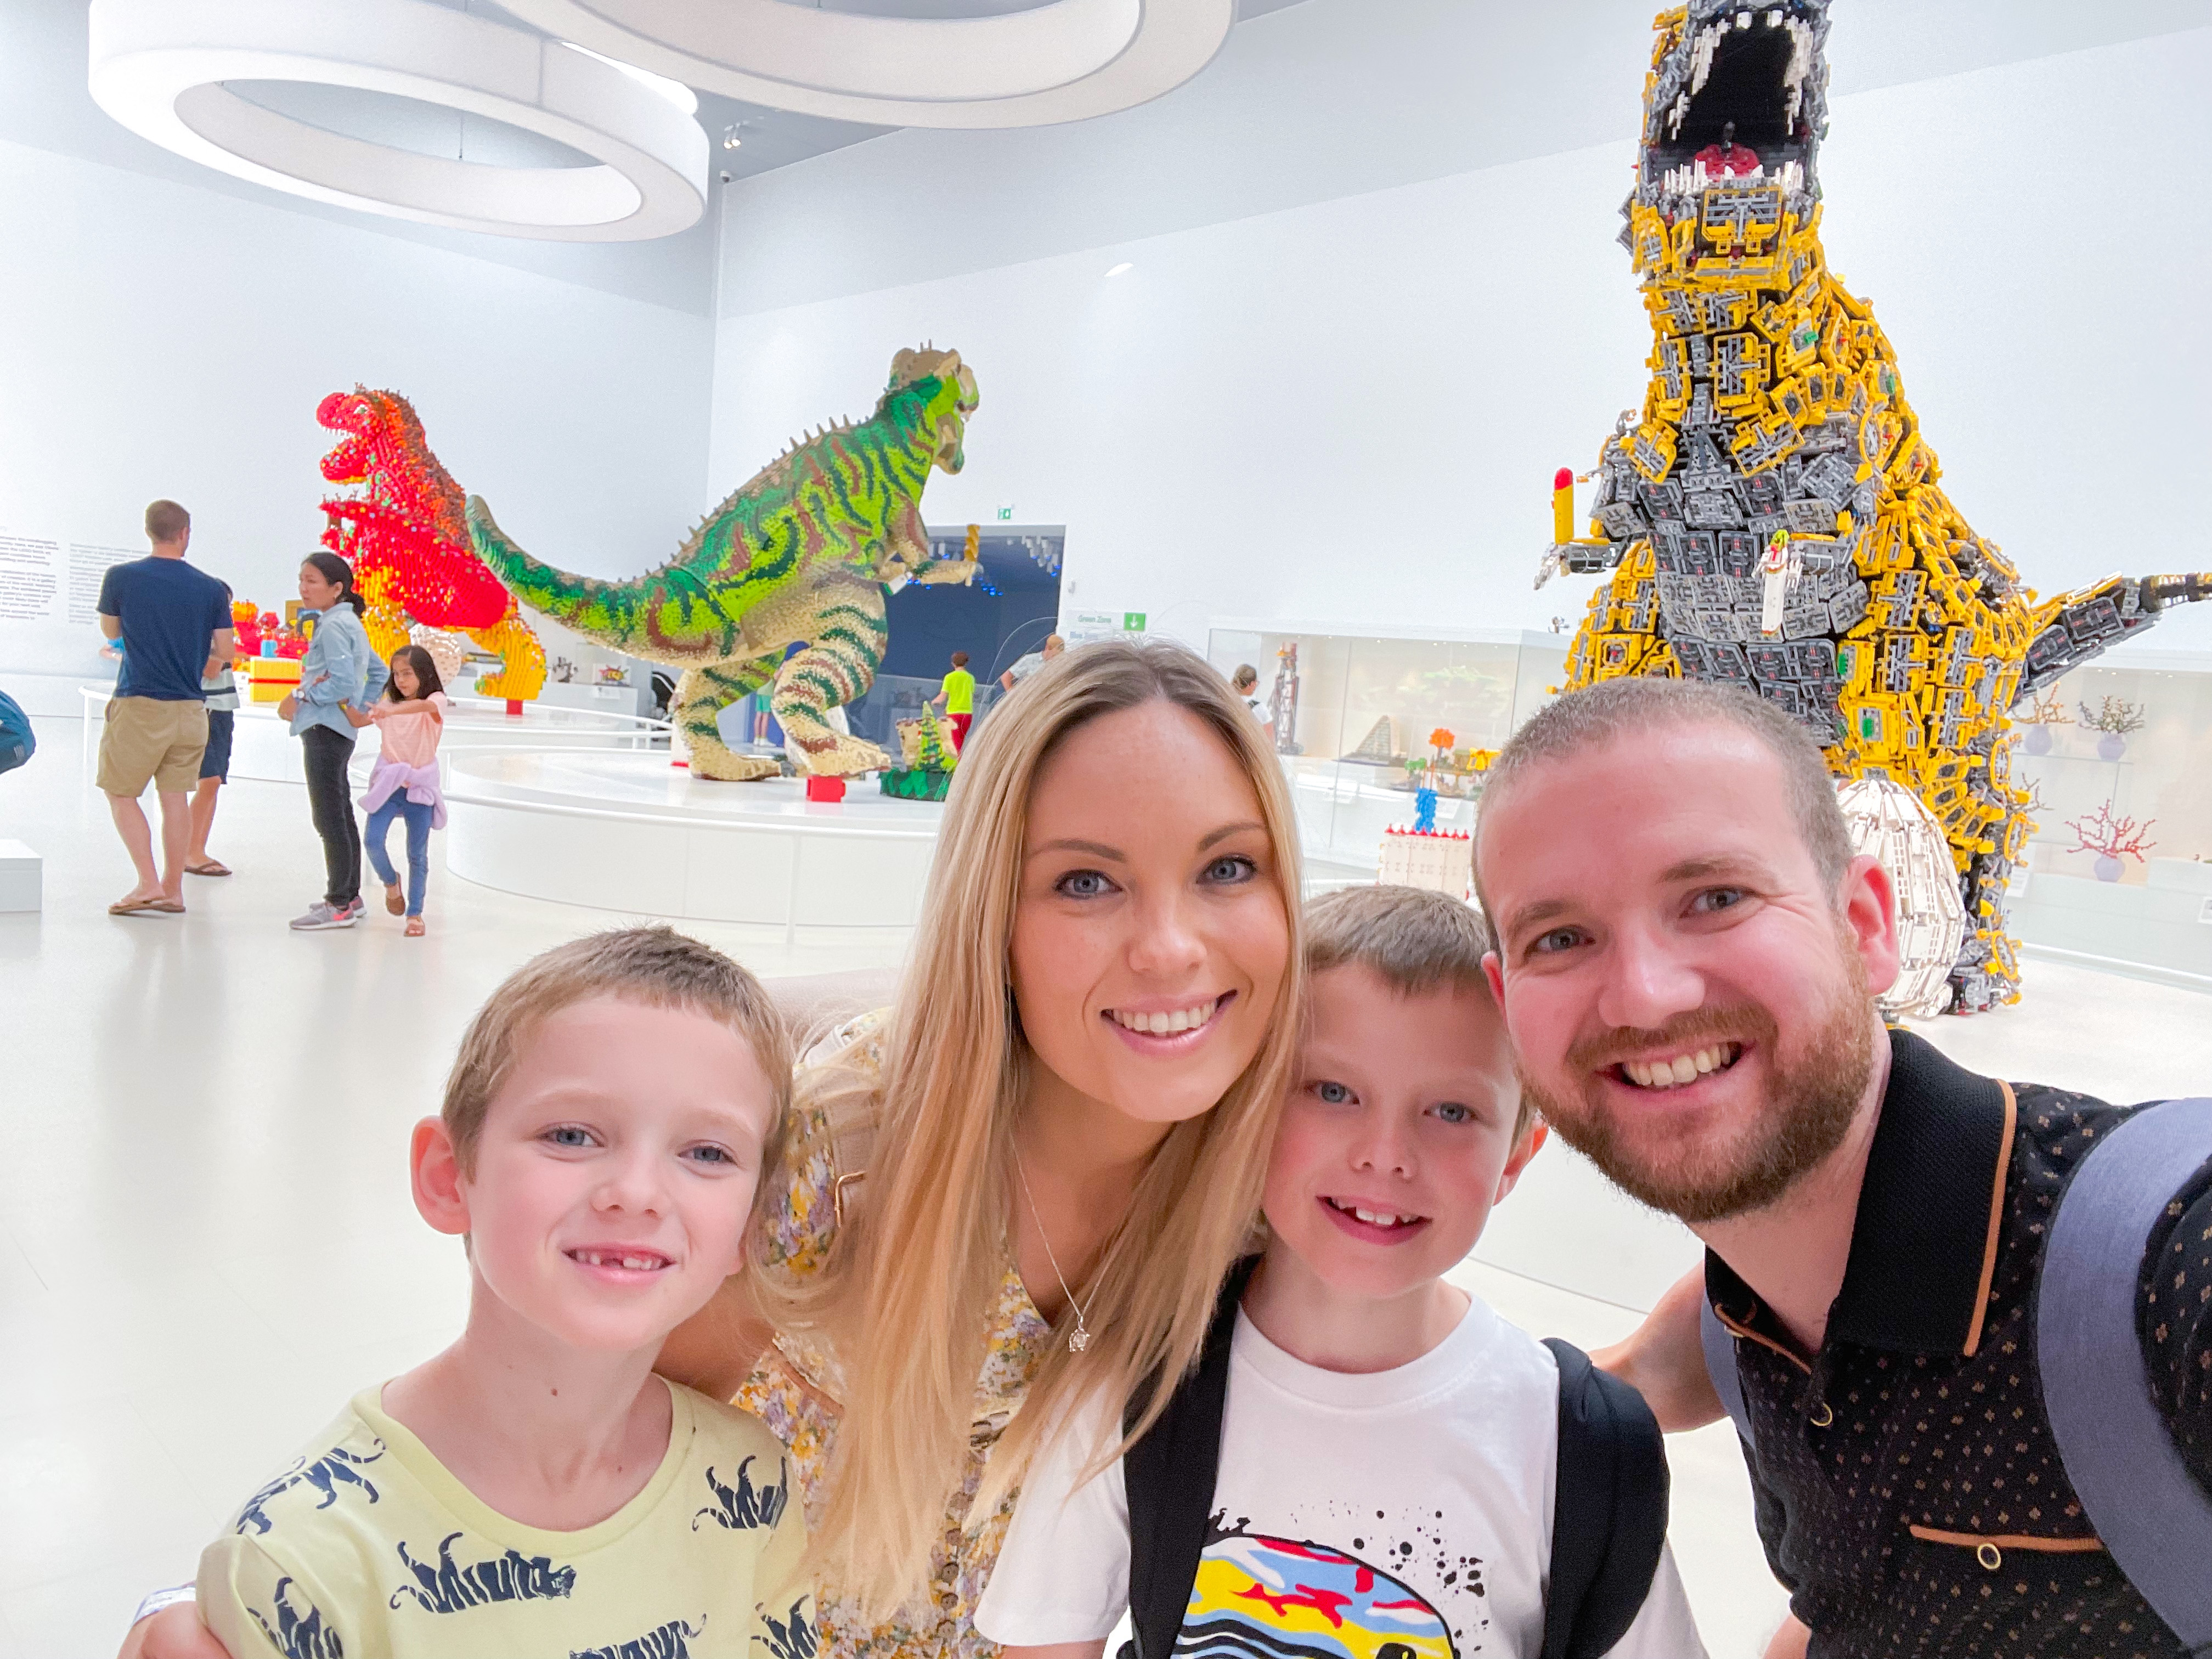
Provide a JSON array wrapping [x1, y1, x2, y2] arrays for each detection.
[[1473, 678, 2212, 1658]]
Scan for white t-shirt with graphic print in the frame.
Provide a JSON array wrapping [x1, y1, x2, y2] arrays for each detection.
[[977, 1292, 1706, 1659]]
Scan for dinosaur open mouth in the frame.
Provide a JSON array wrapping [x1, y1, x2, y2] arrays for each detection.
[[1646, 7, 1820, 193]]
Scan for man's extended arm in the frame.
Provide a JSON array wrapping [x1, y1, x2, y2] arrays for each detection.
[[100, 613, 122, 640], [1592, 1265, 1725, 1432]]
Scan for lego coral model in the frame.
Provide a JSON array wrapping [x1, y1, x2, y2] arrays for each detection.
[[317, 388, 548, 701], [467, 347, 980, 782], [1538, 1, 2212, 1010]]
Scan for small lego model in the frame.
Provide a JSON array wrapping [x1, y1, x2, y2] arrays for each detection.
[[881, 708, 958, 801], [1536, 0, 2211, 1010], [1267, 641, 1302, 755], [2065, 800, 2155, 883], [1377, 823, 1472, 899], [1342, 717, 1402, 766]]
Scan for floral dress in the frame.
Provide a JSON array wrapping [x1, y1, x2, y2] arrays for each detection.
[[735, 1019, 1052, 1659]]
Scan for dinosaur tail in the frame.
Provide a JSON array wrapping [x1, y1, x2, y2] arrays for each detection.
[[466, 494, 650, 653]]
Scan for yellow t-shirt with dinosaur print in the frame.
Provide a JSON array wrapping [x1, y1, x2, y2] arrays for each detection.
[[198, 1378, 811, 1659]]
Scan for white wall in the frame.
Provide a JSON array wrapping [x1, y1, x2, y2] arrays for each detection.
[[0, 136, 715, 703], [707, 25, 2212, 657]]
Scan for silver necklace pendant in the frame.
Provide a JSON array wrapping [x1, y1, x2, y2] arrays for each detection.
[[1068, 1325, 1090, 1354]]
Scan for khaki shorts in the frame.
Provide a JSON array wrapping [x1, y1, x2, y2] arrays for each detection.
[[97, 696, 208, 797]]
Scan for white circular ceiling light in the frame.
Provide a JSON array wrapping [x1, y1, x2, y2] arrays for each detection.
[[87, 0, 708, 240], [496, 0, 1238, 128]]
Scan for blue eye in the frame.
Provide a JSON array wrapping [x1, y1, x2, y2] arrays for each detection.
[[1434, 1102, 1473, 1125], [1056, 869, 1114, 899], [546, 1125, 592, 1148], [1531, 927, 1583, 956], [685, 1144, 733, 1166], [1314, 1080, 1354, 1105], [1202, 855, 1257, 884]]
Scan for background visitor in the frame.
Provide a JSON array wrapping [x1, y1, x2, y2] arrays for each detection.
[[278, 552, 386, 933], [352, 644, 448, 938], [95, 499, 234, 917], [931, 648, 975, 749], [184, 580, 238, 879], [999, 633, 1064, 691], [1230, 663, 1273, 744]]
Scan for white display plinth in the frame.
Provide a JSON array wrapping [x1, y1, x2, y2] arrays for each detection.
[[79, 686, 670, 786], [0, 840, 41, 912], [443, 749, 943, 937]]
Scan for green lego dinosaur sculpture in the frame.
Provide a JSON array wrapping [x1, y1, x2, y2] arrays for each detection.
[[465, 346, 980, 781]]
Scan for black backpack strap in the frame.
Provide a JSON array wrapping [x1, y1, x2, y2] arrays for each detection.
[[1539, 1338, 1669, 1659], [1120, 1257, 1257, 1659], [2037, 1096, 2212, 1654]]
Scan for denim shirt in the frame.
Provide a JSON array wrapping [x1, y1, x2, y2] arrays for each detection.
[[287, 607, 388, 740]]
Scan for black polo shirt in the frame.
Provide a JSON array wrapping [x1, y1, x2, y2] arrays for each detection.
[[1707, 1029, 2212, 1656]]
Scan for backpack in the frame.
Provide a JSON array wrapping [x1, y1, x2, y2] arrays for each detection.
[[1120, 1258, 1671, 1659], [1700, 1096, 2212, 1651], [0, 690, 33, 775]]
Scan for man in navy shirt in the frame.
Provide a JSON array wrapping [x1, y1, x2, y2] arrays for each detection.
[[96, 500, 233, 916]]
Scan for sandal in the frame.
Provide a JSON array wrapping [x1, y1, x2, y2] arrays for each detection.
[[404, 916, 426, 938], [109, 895, 183, 916], [184, 860, 232, 877], [384, 882, 405, 916]]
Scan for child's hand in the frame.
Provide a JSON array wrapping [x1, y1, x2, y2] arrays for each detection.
[[119, 1602, 234, 1659], [343, 704, 374, 729]]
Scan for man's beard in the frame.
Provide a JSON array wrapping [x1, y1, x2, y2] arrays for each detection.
[[1516, 936, 1878, 1224]]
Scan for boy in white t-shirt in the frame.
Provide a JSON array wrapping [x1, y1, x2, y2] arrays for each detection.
[[978, 887, 1706, 1659], [125, 928, 813, 1659]]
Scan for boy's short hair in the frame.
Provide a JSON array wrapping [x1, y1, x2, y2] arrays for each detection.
[[145, 499, 190, 543], [1304, 887, 1532, 1139], [951, 651, 969, 668], [442, 927, 794, 1220]]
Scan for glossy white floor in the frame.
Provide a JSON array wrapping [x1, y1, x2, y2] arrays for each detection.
[[5, 720, 2210, 1659]]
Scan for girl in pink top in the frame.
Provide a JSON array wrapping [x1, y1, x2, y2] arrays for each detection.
[[352, 645, 448, 936]]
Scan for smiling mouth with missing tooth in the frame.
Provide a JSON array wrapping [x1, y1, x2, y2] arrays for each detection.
[[1617, 1041, 1743, 1091], [1323, 1198, 1428, 1229], [566, 1248, 672, 1272], [1105, 995, 1225, 1037]]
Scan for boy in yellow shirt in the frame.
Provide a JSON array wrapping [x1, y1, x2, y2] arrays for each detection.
[[930, 650, 975, 750], [151, 928, 810, 1658]]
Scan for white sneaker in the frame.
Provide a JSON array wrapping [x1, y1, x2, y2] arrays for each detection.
[[290, 900, 358, 932]]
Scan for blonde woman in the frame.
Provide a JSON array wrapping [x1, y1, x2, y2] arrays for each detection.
[[123, 639, 1303, 1659], [685, 637, 1304, 1659]]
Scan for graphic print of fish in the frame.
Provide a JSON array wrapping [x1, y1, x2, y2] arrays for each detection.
[[1174, 1533, 1455, 1659]]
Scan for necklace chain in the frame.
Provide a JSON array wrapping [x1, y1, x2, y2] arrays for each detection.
[[1014, 1154, 1095, 1354]]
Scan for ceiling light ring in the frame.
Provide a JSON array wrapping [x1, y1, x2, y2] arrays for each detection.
[[497, 0, 1237, 129], [88, 0, 707, 241]]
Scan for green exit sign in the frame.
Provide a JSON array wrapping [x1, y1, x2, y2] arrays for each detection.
[[996, 505, 1013, 521], [1123, 612, 1146, 631]]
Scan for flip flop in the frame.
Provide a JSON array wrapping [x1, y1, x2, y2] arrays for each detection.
[[109, 896, 182, 916], [185, 860, 232, 877]]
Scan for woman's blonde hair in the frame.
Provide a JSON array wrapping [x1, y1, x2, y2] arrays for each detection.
[[765, 639, 1304, 1619]]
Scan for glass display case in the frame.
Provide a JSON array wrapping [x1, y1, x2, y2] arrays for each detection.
[[2006, 650, 2212, 981], [1207, 622, 1571, 882]]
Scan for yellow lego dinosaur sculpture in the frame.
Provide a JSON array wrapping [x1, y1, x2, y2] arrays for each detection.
[[1541, 1, 2210, 1011]]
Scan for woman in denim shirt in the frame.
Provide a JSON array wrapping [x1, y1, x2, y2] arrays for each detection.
[[276, 551, 388, 931]]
